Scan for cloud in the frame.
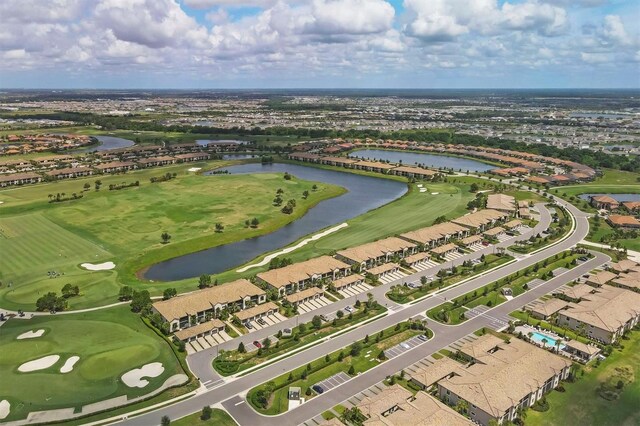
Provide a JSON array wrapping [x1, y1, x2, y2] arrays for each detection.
[[184, 0, 276, 8]]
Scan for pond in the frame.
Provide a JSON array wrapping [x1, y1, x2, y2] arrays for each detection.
[[68, 135, 136, 153], [143, 163, 407, 281], [196, 139, 249, 147], [579, 193, 640, 202], [348, 149, 495, 172]]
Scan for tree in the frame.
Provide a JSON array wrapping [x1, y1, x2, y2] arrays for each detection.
[[311, 315, 322, 329], [119, 285, 133, 301], [161, 231, 171, 244], [163, 288, 177, 300], [160, 416, 170, 426], [262, 337, 271, 349], [215, 223, 224, 232], [36, 292, 65, 312], [61, 283, 79, 298], [336, 310, 344, 319], [251, 218, 259, 228], [302, 190, 309, 199], [470, 183, 479, 193], [198, 274, 211, 289], [348, 365, 356, 375], [350, 341, 362, 357], [238, 342, 246, 353], [201, 406, 212, 421], [312, 184, 318, 191], [83, 182, 90, 191], [130, 290, 151, 313]]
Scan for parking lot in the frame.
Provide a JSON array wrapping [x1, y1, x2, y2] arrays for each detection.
[[338, 283, 373, 298], [444, 250, 465, 262], [379, 270, 407, 284], [297, 296, 333, 314], [384, 334, 429, 359], [312, 372, 351, 394], [467, 242, 485, 252], [245, 312, 287, 331]]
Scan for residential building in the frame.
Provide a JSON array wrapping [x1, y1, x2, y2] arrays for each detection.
[[400, 222, 468, 248], [257, 256, 351, 296], [284, 287, 324, 306], [331, 274, 364, 292], [174, 319, 225, 342], [336, 237, 417, 271], [586, 270, 617, 287], [151, 279, 267, 332], [589, 195, 620, 210], [529, 298, 570, 320], [607, 215, 640, 230], [0, 172, 42, 187], [437, 335, 571, 426], [452, 209, 508, 233], [556, 285, 640, 343], [486, 194, 516, 214], [234, 302, 279, 324]]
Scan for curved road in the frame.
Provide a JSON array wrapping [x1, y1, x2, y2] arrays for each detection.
[[115, 197, 596, 426]]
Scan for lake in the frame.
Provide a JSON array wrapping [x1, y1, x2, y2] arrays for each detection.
[[579, 193, 640, 202], [68, 135, 136, 153], [348, 149, 495, 172], [143, 163, 407, 281]]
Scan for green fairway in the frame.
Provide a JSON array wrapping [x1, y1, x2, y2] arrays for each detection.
[[0, 305, 185, 422], [553, 169, 640, 198], [526, 331, 640, 426], [0, 161, 344, 310]]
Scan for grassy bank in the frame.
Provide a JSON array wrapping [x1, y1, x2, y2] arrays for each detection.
[[172, 409, 237, 426]]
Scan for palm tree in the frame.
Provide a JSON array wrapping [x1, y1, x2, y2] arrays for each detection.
[[541, 337, 548, 348]]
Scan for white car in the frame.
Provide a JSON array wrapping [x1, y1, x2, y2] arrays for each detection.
[[344, 305, 354, 313]]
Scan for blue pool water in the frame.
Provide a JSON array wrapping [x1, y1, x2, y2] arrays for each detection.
[[530, 331, 565, 349]]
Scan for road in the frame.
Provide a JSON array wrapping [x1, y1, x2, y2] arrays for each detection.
[[116, 197, 595, 426]]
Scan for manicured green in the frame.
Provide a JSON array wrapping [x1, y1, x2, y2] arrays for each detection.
[[0, 162, 344, 310], [0, 305, 185, 422], [526, 330, 640, 426], [172, 409, 237, 426]]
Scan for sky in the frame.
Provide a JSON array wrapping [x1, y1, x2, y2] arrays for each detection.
[[0, 0, 638, 89]]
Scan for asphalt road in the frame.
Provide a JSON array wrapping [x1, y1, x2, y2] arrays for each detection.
[[116, 198, 594, 426], [189, 203, 551, 383]]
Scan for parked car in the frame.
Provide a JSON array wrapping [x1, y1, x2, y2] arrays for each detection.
[[344, 305, 354, 313], [257, 318, 266, 325], [400, 342, 411, 349], [312, 385, 324, 394], [482, 241, 490, 246], [253, 340, 262, 349], [418, 334, 428, 341], [245, 322, 253, 329]]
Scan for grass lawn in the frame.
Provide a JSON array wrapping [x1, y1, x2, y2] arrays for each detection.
[[0, 305, 185, 422], [247, 322, 427, 415], [586, 218, 640, 252], [172, 409, 237, 426], [526, 330, 640, 426], [0, 161, 344, 310], [553, 169, 640, 198]]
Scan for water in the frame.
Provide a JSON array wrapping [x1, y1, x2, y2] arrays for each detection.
[[348, 149, 495, 172], [569, 112, 630, 119], [69, 135, 135, 153], [143, 163, 407, 281], [579, 193, 640, 202], [529, 331, 565, 349]]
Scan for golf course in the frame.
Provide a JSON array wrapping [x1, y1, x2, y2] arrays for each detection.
[[0, 305, 185, 422], [0, 160, 345, 311]]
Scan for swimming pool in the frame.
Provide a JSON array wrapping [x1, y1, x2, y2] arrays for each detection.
[[529, 331, 566, 350]]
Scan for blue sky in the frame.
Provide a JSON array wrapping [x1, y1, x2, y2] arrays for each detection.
[[0, 0, 638, 89]]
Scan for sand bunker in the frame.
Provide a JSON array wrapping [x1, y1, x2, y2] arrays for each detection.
[[17, 329, 46, 340], [0, 400, 9, 420], [18, 355, 60, 372], [81, 261, 115, 271], [60, 356, 80, 373], [188, 167, 202, 172], [431, 192, 439, 195], [237, 223, 348, 272], [121, 362, 164, 388]]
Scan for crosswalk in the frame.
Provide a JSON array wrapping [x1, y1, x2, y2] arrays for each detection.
[[463, 305, 511, 330]]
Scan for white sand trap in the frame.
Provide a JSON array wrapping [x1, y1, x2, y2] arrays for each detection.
[[81, 261, 115, 271], [60, 356, 80, 373], [18, 355, 60, 372], [17, 329, 46, 340], [121, 362, 165, 388], [0, 400, 9, 420], [188, 167, 202, 172], [431, 192, 439, 195], [237, 223, 348, 272]]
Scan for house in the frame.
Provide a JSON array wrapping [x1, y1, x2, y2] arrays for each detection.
[[318, 156, 358, 168], [529, 298, 570, 320], [622, 201, 640, 212], [437, 335, 571, 426], [151, 279, 267, 332], [589, 195, 620, 210], [554, 283, 596, 302], [452, 209, 508, 233], [410, 357, 463, 391], [504, 219, 523, 233], [95, 161, 138, 174], [0, 172, 42, 187], [483, 226, 505, 240], [45, 167, 93, 179], [556, 286, 640, 344], [486, 194, 516, 214], [607, 215, 640, 230], [403, 251, 431, 268], [610, 259, 640, 274], [400, 222, 468, 248], [173, 319, 225, 342], [366, 263, 399, 280], [459, 234, 482, 248], [611, 273, 640, 292], [357, 384, 471, 426], [285, 287, 324, 306], [389, 165, 437, 179], [336, 237, 417, 271], [174, 153, 210, 162], [234, 302, 279, 324], [138, 156, 176, 168], [586, 270, 617, 287], [563, 340, 601, 363], [288, 153, 322, 163], [352, 160, 396, 173], [331, 274, 364, 292], [256, 256, 351, 296], [431, 243, 458, 257]]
